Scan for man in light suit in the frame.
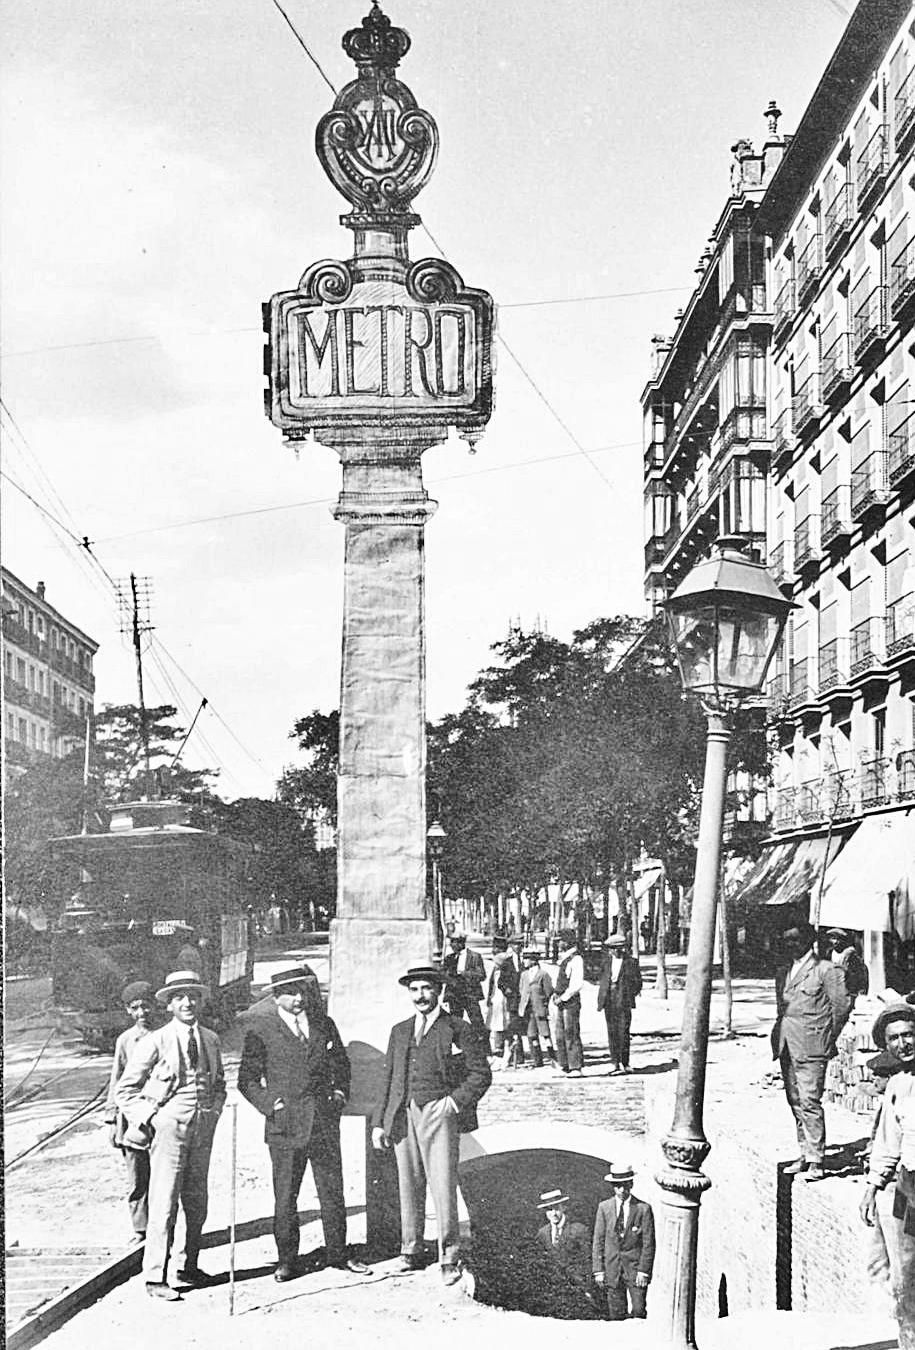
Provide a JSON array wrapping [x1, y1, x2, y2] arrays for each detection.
[[237, 966, 371, 1281], [116, 970, 225, 1300], [772, 921, 852, 1182], [596, 934, 643, 1074], [519, 949, 554, 1067], [592, 1162, 655, 1319], [372, 964, 491, 1284]]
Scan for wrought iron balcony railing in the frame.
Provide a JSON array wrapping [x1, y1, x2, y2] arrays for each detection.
[[850, 616, 886, 675], [771, 407, 793, 460], [821, 485, 852, 546], [898, 748, 915, 801], [820, 331, 854, 403], [773, 786, 797, 831], [824, 181, 854, 259], [856, 124, 888, 211], [895, 65, 915, 152], [853, 285, 888, 362], [888, 411, 915, 486], [886, 595, 915, 659], [823, 769, 858, 821], [818, 638, 849, 691], [891, 236, 915, 317], [769, 538, 794, 585], [797, 779, 823, 824], [796, 234, 823, 305], [794, 514, 821, 569], [860, 755, 890, 809], [773, 276, 795, 342], [851, 451, 889, 517], [792, 369, 821, 436], [789, 657, 814, 707]]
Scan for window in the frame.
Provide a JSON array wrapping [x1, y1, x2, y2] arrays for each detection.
[[16, 657, 25, 683], [7, 711, 15, 738], [28, 664, 35, 691], [873, 707, 886, 756], [18, 718, 26, 741]]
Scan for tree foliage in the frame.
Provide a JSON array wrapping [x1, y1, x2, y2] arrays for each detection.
[[277, 709, 340, 825], [93, 702, 218, 803]]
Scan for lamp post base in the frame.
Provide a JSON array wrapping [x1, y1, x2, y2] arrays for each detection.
[[653, 1139, 712, 1349]]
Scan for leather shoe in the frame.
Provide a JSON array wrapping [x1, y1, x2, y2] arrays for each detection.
[[802, 1165, 826, 1182], [274, 1263, 297, 1283], [146, 1282, 181, 1302], [399, 1253, 424, 1272], [441, 1264, 462, 1286], [783, 1158, 808, 1175], [331, 1257, 373, 1275], [173, 1266, 215, 1288]]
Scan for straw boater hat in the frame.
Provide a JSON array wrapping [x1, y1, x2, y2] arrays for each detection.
[[155, 970, 209, 1004], [522, 948, 541, 960], [269, 965, 317, 993], [872, 1001, 915, 1050], [398, 964, 445, 988], [537, 1188, 569, 1209], [604, 933, 626, 947], [604, 1162, 636, 1183]]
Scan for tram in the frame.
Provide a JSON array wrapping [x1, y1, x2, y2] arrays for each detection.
[[49, 798, 255, 1046]]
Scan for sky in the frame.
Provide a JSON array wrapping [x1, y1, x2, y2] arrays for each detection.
[[1, 0, 849, 799]]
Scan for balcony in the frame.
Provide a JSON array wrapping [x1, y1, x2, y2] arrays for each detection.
[[719, 402, 767, 451], [768, 669, 790, 717], [897, 748, 915, 801], [820, 331, 854, 403], [789, 657, 815, 708], [644, 536, 666, 569], [818, 637, 850, 691], [895, 65, 915, 153], [3, 676, 30, 706], [1, 617, 47, 658], [888, 411, 915, 486], [792, 370, 821, 438], [794, 514, 821, 571], [850, 616, 886, 676], [860, 755, 890, 809], [853, 285, 888, 362], [771, 408, 794, 465], [773, 786, 797, 831], [891, 236, 915, 319], [821, 485, 852, 547], [886, 595, 915, 661], [824, 182, 854, 260], [773, 276, 795, 344], [851, 451, 889, 518], [769, 538, 794, 586], [796, 234, 823, 305], [797, 779, 824, 825], [855, 124, 888, 213], [824, 769, 858, 822]]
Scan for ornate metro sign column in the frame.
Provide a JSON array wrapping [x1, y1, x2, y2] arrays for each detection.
[[264, 3, 493, 1114]]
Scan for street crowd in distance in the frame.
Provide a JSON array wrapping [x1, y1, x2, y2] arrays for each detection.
[[103, 923, 915, 1340]]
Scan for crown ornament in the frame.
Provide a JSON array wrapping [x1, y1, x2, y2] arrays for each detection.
[[316, 3, 438, 223]]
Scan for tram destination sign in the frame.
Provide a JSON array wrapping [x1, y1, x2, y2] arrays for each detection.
[[264, 258, 493, 444]]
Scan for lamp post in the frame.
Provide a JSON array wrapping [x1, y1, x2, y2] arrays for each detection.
[[427, 819, 447, 947], [654, 537, 793, 1349]]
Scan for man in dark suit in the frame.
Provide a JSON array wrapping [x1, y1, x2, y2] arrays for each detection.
[[534, 1187, 594, 1317], [372, 964, 491, 1284], [772, 921, 852, 1182], [592, 1162, 655, 1319], [237, 966, 371, 1281], [596, 933, 643, 1074], [441, 936, 488, 1042]]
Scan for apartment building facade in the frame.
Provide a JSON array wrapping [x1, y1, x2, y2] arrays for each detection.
[[753, 0, 915, 981], [1, 568, 98, 777]]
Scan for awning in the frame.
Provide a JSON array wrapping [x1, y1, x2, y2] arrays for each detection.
[[734, 840, 799, 908], [817, 810, 915, 936], [766, 833, 848, 910]]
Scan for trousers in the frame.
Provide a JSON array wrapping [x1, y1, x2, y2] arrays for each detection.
[[143, 1107, 218, 1284], [779, 1048, 827, 1163], [394, 1098, 460, 1265], [606, 1277, 647, 1320], [268, 1126, 347, 1267], [604, 1002, 632, 1067], [553, 997, 583, 1072], [875, 1181, 915, 1349], [120, 1145, 150, 1235]]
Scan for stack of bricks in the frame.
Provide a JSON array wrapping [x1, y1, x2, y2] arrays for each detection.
[[824, 1005, 881, 1116]]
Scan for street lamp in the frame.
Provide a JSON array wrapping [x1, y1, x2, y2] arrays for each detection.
[[655, 537, 793, 1349], [426, 819, 447, 948]]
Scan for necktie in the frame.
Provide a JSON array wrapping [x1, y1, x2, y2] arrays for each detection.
[[187, 1028, 199, 1070], [415, 1015, 426, 1046], [296, 1015, 308, 1042], [615, 1205, 626, 1238]]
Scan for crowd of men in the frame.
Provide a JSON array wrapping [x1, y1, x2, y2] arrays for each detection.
[[102, 923, 914, 1345]]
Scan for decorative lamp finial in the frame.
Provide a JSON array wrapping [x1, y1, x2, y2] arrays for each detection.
[[342, 3, 411, 74], [764, 100, 782, 139]]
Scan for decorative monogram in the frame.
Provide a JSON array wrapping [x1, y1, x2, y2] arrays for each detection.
[[316, 4, 438, 221]]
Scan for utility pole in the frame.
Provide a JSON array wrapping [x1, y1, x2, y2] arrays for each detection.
[[117, 574, 154, 799]]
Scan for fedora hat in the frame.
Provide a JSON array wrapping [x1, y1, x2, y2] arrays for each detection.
[[398, 964, 445, 988], [604, 1161, 636, 1183], [269, 965, 317, 993], [155, 970, 209, 1004], [872, 1001, 915, 1050], [537, 1188, 569, 1209]]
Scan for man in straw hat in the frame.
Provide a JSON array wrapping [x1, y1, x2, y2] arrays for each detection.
[[116, 970, 225, 1301], [597, 933, 643, 1075], [237, 965, 371, 1281], [372, 963, 491, 1284], [859, 1002, 915, 1350], [592, 1162, 655, 1319]]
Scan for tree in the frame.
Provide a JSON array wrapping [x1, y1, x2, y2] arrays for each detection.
[[208, 796, 333, 928], [93, 702, 218, 803], [278, 710, 340, 825]]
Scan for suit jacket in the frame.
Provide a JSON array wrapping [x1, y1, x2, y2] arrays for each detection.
[[372, 1011, 491, 1142], [494, 953, 521, 1014], [443, 947, 485, 996], [597, 953, 642, 1013], [237, 1002, 350, 1149], [536, 1220, 591, 1283], [592, 1196, 655, 1284], [115, 1019, 225, 1127], [771, 953, 852, 1062], [519, 966, 554, 1019]]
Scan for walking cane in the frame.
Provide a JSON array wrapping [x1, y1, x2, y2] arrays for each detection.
[[229, 1101, 237, 1315]]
